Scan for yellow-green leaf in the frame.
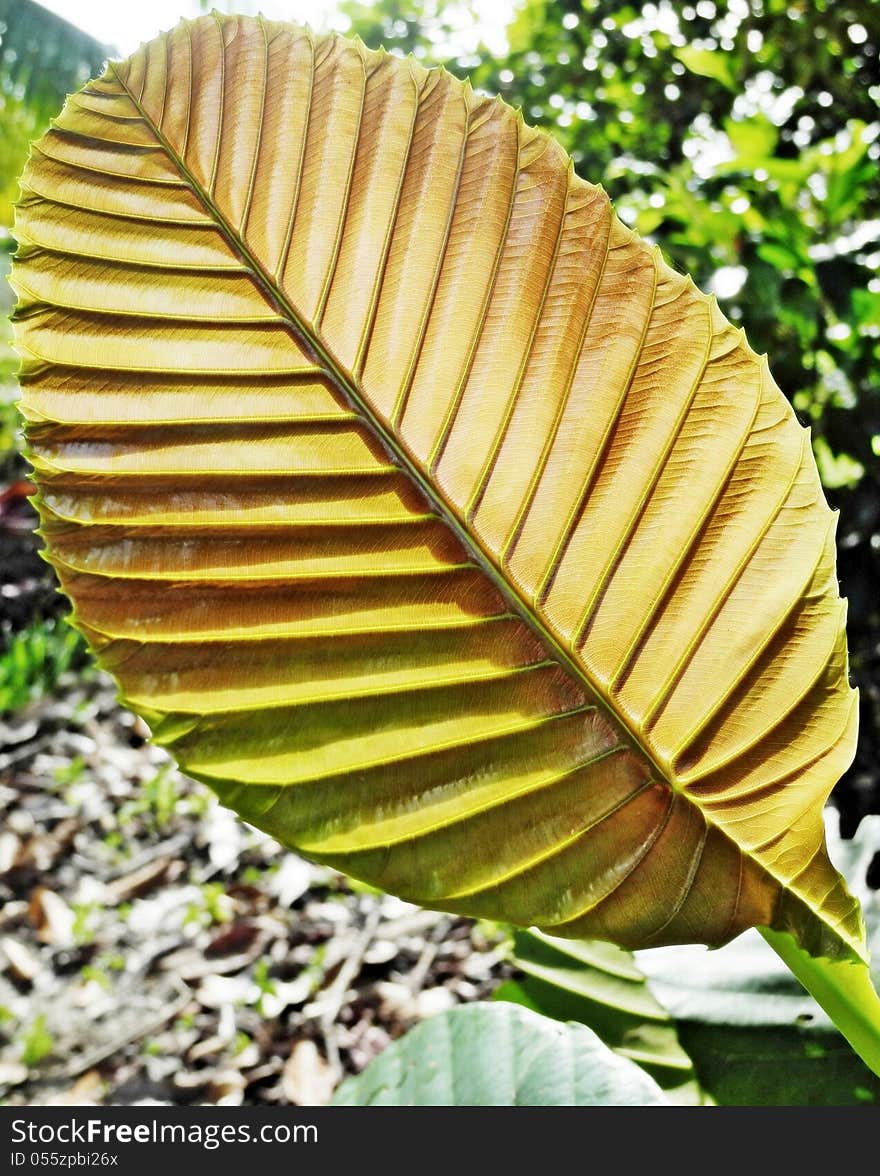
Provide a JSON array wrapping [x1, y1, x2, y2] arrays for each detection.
[[674, 46, 737, 89], [11, 14, 863, 963]]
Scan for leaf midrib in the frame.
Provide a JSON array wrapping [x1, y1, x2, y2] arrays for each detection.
[[109, 57, 664, 786], [106, 50, 862, 962]]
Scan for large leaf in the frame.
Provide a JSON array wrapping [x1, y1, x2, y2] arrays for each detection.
[[330, 1002, 671, 1106], [10, 15, 863, 962]]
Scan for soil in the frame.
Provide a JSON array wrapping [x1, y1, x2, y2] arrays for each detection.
[[0, 669, 515, 1106]]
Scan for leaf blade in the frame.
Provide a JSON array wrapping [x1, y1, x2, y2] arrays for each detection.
[[12, 13, 864, 962], [330, 1002, 671, 1106]]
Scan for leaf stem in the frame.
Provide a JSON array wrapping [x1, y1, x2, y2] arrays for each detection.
[[761, 926, 880, 1078]]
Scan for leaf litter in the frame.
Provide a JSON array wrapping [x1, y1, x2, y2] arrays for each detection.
[[0, 669, 513, 1106]]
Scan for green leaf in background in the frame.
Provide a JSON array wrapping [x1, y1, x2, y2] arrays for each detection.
[[821, 122, 875, 227], [496, 928, 706, 1104], [506, 0, 547, 55], [673, 46, 736, 90], [331, 1002, 670, 1106], [0, 616, 87, 714], [635, 815, 880, 1106], [812, 436, 864, 492], [757, 240, 808, 276], [489, 816, 880, 1106], [724, 115, 779, 165], [0, 0, 112, 224]]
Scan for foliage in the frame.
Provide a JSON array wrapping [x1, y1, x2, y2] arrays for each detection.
[[19, 1013, 54, 1068], [0, 0, 111, 224], [0, 0, 878, 1107], [495, 928, 706, 1103], [342, 0, 880, 835], [0, 615, 87, 714], [639, 928, 880, 1105], [346, 816, 880, 1105], [11, 15, 867, 981], [331, 1001, 671, 1105]]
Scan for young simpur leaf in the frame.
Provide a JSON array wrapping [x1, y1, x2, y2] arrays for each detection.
[[10, 15, 864, 966]]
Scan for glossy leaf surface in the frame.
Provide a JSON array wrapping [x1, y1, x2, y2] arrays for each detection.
[[11, 14, 863, 960]]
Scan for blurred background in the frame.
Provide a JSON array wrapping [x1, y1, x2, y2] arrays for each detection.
[[0, 0, 878, 1106]]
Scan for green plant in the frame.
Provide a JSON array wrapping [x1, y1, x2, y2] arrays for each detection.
[[19, 1014, 54, 1068], [8, 12, 880, 1101], [183, 881, 233, 929], [0, 615, 86, 713], [495, 928, 707, 1103], [118, 764, 180, 830], [252, 959, 278, 1018], [340, 816, 880, 1105], [53, 754, 86, 788], [71, 900, 100, 945], [0, 0, 112, 224], [79, 964, 111, 990]]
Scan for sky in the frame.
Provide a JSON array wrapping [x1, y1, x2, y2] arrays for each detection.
[[36, 0, 513, 57], [37, 1, 353, 53]]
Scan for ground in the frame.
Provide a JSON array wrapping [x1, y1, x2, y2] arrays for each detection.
[[0, 670, 513, 1106]]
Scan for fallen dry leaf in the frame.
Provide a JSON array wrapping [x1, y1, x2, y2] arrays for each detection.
[[47, 1069, 105, 1106], [281, 1040, 336, 1107], [1, 935, 41, 982], [28, 887, 76, 946]]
